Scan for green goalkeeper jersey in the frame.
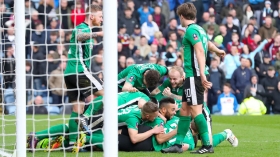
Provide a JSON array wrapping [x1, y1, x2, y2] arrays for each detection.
[[118, 105, 164, 130], [89, 92, 150, 115], [152, 116, 194, 151], [64, 22, 93, 75], [182, 24, 209, 77], [118, 63, 168, 90]]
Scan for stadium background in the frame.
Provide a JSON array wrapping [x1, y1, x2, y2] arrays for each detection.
[[0, 0, 280, 156]]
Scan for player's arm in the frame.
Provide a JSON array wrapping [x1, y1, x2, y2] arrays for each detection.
[[169, 93, 182, 101], [77, 31, 103, 42], [155, 129, 177, 144], [128, 125, 164, 144], [122, 74, 138, 92], [207, 41, 225, 57], [150, 87, 161, 96]]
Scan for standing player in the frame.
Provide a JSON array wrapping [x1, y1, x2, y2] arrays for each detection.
[[161, 3, 225, 154], [63, 4, 104, 149], [118, 63, 168, 95]]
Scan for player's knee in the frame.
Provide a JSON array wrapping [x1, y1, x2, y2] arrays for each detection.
[[190, 105, 203, 117]]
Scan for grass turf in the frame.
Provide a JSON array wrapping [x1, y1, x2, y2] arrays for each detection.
[[0, 115, 279, 157]]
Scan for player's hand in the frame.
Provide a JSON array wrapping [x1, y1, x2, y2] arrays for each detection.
[[216, 49, 226, 58], [152, 125, 164, 134], [128, 87, 138, 92], [201, 75, 212, 90], [162, 87, 172, 97]]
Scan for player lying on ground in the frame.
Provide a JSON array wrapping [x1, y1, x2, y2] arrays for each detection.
[[118, 63, 168, 95], [162, 2, 226, 154], [63, 4, 104, 151]]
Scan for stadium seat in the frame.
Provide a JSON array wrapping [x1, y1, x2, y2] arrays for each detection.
[[45, 106, 60, 115]]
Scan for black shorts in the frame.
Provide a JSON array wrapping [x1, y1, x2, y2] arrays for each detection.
[[182, 76, 205, 105], [64, 73, 103, 102]]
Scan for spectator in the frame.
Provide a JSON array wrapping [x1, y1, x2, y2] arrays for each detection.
[[149, 56, 157, 64], [161, 45, 177, 67], [119, 7, 138, 35], [227, 33, 244, 54], [46, 54, 59, 74], [126, 0, 138, 19], [31, 23, 47, 54], [27, 96, 48, 115], [225, 14, 241, 38], [1, 26, 15, 51], [211, 1, 223, 15], [223, 46, 241, 82], [2, 46, 15, 89], [118, 24, 130, 48], [214, 83, 239, 115], [256, 81, 280, 114], [148, 44, 159, 59], [258, 16, 277, 41], [157, 37, 167, 54], [126, 57, 135, 67], [231, 57, 252, 104], [260, 0, 274, 26], [25, 0, 36, 18], [137, 2, 154, 25], [132, 49, 146, 64], [30, 10, 42, 30], [138, 36, 151, 59], [222, 9, 241, 28], [221, 0, 243, 22], [48, 61, 67, 106], [152, 31, 166, 47], [174, 58, 183, 68], [241, 16, 259, 38], [131, 24, 141, 48], [56, 0, 72, 29], [141, 15, 159, 44], [48, 31, 58, 52], [199, 12, 210, 26], [264, 33, 280, 60], [167, 31, 181, 50], [26, 61, 32, 103], [275, 52, 280, 78], [244, 75, 266, 103], [260, 66, 279, 114], [242, 4, 254, 27], [206, 25, 215, 41], [37, 0, 54, 26], [118, 55, 126, 73], [91, 54, 103, 73], [273, 1, 280, 17], [176, 25, 185, 42], [213, 35, 225, 51], [163, 18, 177, 40], [242, 24, 257, 47], [256, 52, 272, 81], [117, 42, 129, 58], [0, 3, 10, 29], [241, 39, 269, 68], [30, 43, 45, 91], [219, 24, 232, 47], [127, 37, 137, 57], [153, 5, 166, 32], [238, 93, 267, 115], [70, 0, 85, 27], [202, 14, 220, 36], [208, 58, 226, 113]]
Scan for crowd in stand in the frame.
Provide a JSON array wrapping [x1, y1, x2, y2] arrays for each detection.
[[0, 0, 280, 115]]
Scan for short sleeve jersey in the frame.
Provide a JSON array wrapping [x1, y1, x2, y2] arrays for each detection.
[[118, 91, 150, 109], [182, 24, 209, 77], [118, 63, 168, 89], [64, 22, 93, 75], [118, 106, 143, 130]]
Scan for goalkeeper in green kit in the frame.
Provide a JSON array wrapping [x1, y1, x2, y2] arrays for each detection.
[[161, 3, 226, 154]]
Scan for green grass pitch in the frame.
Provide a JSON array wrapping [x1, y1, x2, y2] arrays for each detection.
[[0, 115, 279, 157]]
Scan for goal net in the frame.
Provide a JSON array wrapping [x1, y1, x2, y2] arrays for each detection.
[[0, 0, 117, 156]]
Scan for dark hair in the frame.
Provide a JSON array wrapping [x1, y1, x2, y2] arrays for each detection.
[[140, 35, 146, 39], [207, 25, 215, 31], [86, 4, 102, 14], [26, 61, 31, 67], [149, 96, 159, 105], [168, 31, 176, 37], [176, 3, 196, 20], [159, 97, 175, 109], [50, 31, 58, 36], [142, 101, 159, 114], [224, 83, 231, 88], [144, 70, 160, 87]]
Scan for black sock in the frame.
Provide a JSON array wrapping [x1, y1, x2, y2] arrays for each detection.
[[174, 144, 182, 148]]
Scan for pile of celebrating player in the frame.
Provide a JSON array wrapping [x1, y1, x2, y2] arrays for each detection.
[[26, 3, 238, 154]]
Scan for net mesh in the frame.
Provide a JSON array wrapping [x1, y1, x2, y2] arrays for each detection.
[[0, 0, 103, 156]]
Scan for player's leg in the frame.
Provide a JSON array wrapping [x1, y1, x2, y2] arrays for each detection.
[[27, 124, 69, 152], [223, 129, 238, 147], [188, 77, 213, 154], [161, 79, 192, 153], [202, 102, 213, 145]]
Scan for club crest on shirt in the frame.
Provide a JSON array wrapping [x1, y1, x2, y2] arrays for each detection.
[[193, 34, 198, 40], [129, 76, 134, 82]]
